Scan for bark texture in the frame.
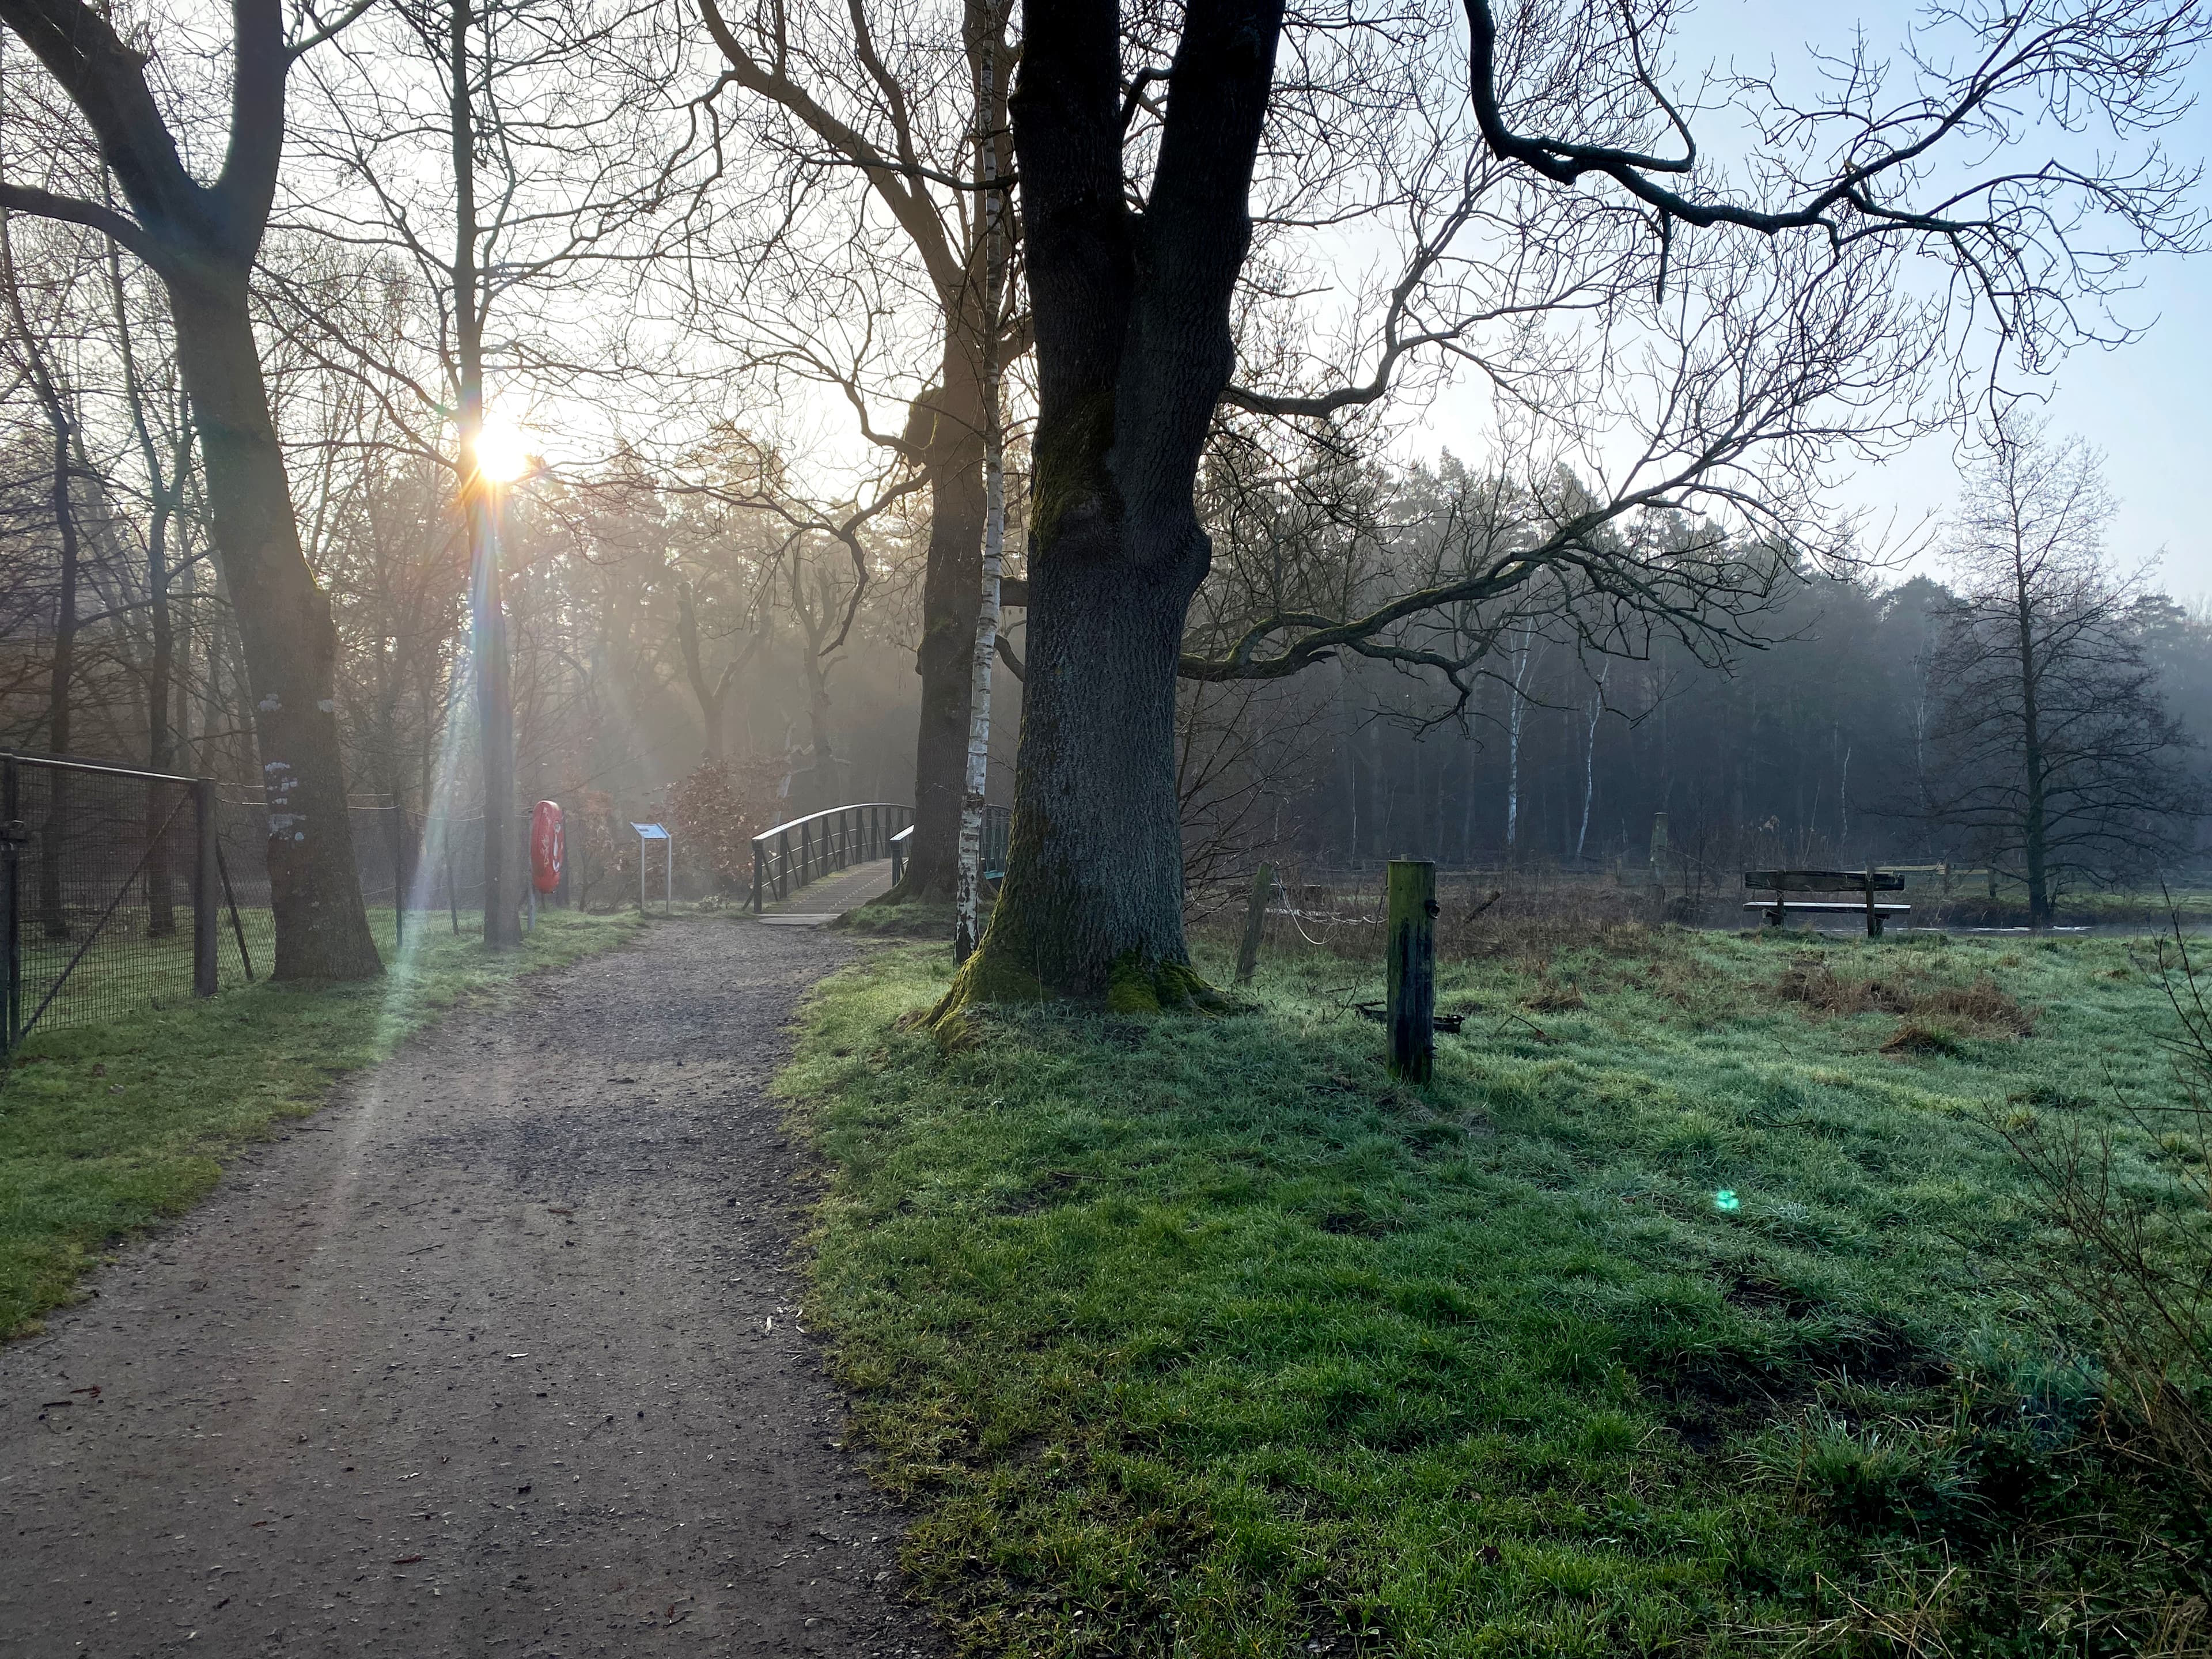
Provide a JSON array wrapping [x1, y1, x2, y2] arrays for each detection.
[[940, 0, 1282, 1007]]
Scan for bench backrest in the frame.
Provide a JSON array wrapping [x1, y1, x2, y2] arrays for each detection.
[[1743, 869, 1906, 893]]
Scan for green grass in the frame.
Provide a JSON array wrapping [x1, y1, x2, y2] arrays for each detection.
[[0, 907, 640, 1338], [834, 897, 962, 938], [836, 893, 996, 939], [781, 924, 2210, 1656]]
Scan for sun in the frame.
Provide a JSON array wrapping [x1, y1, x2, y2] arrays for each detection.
[[474, 418, 534, 485]]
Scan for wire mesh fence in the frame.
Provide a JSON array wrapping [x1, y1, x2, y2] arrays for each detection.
[[208, 793, 430, 971], [2, 756, 474, 1048], [0, 753, 629, 1051], [1, 753, 225, 1046]]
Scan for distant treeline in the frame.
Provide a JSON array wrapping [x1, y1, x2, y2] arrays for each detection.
[[1255, 574, 2212, 881]]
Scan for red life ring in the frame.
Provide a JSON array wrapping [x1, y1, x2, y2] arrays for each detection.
[[531, 800, 565, 893]]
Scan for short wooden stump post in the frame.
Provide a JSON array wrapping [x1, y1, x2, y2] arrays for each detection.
[[1234, 862, 1274, 986], [1386, 858, 1437, 1082]]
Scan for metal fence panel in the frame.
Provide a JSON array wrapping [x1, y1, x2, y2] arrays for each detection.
[[3, 755, 208, 1041]]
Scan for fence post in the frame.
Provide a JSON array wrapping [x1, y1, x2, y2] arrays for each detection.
[[1235, 862, 1274, 986], [2, 754, 18, 1051], [385, 802, 408, 952], [192, 777, 218, 997], [1385, 858, 1437, 1083]]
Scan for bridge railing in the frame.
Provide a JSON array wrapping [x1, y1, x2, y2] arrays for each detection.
[[751, 803, 913, 912], [887, 805, 1012, 888]]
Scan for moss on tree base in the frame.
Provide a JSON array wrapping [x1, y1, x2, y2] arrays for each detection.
[[1106, 952, 1228, 1013], [926, 944, 1226, 1047]]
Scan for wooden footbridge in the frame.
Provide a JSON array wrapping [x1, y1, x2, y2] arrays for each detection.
[[749, 802, 1010, 916]]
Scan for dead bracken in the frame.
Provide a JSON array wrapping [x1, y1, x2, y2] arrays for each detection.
[[1778, 958, 2033, 1039]]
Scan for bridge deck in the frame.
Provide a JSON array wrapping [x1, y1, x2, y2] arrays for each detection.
[[756, 856, 898, 926]]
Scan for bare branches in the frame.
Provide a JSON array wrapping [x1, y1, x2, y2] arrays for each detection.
[[1464, 0, 2210, 362]]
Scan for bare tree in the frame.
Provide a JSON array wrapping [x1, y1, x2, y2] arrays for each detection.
[[289, 0, 687, 945], [0, 0, 386, 978], [0, 209, 89, 937], [1920, 418, 2205, 924]]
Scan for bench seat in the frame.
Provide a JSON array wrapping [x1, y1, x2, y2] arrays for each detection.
[[1745, 899, 1912, 935], [1741, 901, 1912, 914]]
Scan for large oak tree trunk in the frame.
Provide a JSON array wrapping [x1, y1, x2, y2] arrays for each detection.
[[168, 270, 382, 979], [974, 527, 1202, 991], [940, 0, 1281, 1009]]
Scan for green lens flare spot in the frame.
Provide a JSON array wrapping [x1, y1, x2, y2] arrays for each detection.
[[1714, 1189, 1741, 1213]]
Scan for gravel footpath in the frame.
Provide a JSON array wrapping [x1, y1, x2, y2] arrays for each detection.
[[0, 918, 943, 1659]]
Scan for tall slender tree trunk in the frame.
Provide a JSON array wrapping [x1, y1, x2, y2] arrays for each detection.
[[2, 209, 81, 937], [35, 378, 78, 939], [451, 0, 519, 949], [955, 16, 1007, 963], [674, 585, 734, 764], [901, 353, 989, 899], [108, 234, 185, 934], [1575, 663, 1607, 862], [802, 652, 842, 812], [165, 274, 380, 975], [2016, 582, 2050, 929], [143, 493, 177, 934]]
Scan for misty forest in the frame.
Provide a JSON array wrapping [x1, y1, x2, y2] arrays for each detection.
[[3, 1, 2212, 1654]]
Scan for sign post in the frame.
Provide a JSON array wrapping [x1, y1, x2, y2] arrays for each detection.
[[631, 823, 672, 915]]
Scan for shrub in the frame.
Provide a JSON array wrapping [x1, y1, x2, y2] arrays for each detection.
[[669, 756, 789, 894], [1988, 914, 2212, 1508]]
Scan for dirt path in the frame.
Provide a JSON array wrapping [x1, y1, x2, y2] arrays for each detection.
[[0, 919, 943, 1659]]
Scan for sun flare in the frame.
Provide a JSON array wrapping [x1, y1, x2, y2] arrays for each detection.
[[473, 419, 534, 485]]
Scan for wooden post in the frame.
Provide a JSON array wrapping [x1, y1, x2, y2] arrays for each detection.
[[1234, 861, 1273, 986], [1386, 858, 1437, 1082]]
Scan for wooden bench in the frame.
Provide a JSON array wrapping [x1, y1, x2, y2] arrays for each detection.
[[1743, 869, 1910, 937]]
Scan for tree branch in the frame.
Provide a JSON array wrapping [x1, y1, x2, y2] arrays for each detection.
[[0, 181, 162, 266]]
